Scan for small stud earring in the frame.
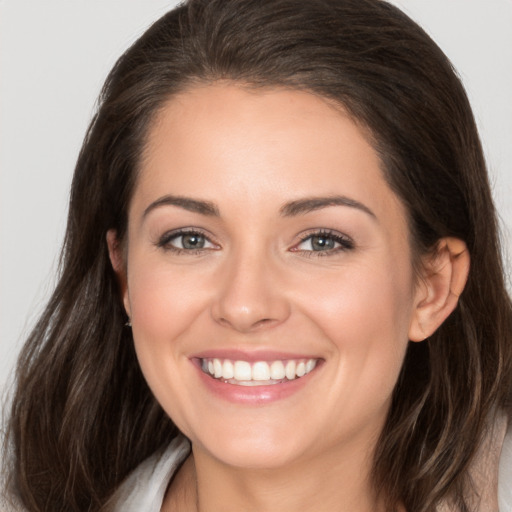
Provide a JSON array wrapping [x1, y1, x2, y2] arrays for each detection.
[[125, 319, 132, 327]]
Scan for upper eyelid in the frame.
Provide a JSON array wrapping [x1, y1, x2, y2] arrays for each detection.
[[299, 230, 347, 239], [157, 228, 217, 247], [296, 228, 353, 243]]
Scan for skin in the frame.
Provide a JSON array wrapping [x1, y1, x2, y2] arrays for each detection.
[[108, 84, 469, 512]]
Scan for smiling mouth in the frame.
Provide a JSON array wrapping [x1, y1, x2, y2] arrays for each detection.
[[200, 358, 319, 386]]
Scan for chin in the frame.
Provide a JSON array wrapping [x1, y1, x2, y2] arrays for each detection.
[[190, 421, 308, 469]]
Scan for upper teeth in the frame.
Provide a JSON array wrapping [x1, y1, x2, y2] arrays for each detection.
[[201, 358, 318, 384]]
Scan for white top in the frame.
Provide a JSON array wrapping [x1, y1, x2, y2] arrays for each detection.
[[111, 436, 191, 512], [112, 425, 512, 512], [500, 426, 512, 510]]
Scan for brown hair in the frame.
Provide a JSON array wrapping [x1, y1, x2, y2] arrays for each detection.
[[5, 1, 512, 511]]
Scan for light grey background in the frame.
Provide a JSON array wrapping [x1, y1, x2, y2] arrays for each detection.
[[1, 1, 512, 402]]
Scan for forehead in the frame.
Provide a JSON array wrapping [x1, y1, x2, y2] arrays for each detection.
[[134, 83, 408, 236]]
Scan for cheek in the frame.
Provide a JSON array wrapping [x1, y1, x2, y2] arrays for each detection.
[[301, 258, 414, 339], [299, 261, 414, 398], [128, 260, 208, 338], [125, 258, 212, 396], [125, 260, 213, 426]]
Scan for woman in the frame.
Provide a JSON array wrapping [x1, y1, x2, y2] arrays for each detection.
[[3, 0, 511, 511]]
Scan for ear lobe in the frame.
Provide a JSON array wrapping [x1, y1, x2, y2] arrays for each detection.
[[408, 237, 470, 342], [106, 229, 131, 317]]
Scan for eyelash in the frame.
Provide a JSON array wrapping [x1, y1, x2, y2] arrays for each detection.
[[156, 228, 354, 256], [156, 228, 217, 255], [294, 230, 355, 257]]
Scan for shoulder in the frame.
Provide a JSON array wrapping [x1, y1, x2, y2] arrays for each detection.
[[469, 411, 511, 512], [499, 419, 512, 511], [436, 412, 510, 512], [108, 435, 191, 512]]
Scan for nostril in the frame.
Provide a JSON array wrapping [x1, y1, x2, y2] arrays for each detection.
[[215, 315, 279, 333], [218, 317, 230, 327], [253, 318, 273, 328]]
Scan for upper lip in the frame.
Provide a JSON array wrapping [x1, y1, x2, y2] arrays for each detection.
[[191, 349, 322, 362]]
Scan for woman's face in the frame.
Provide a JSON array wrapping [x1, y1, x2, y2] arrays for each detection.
[[117, 84, 424, 469]]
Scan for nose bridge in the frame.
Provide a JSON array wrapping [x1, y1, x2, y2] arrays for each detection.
[[211, 242, 290, 332]]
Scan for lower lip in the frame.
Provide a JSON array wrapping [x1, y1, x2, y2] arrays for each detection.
[[193, 359, 320, 405]]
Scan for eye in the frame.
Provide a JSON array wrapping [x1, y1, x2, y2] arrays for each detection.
[[294, 230, 354, 255], [157, 229, 218, 253]]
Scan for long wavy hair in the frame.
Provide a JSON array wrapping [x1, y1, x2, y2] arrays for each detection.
[[4, 1, 512, 511]]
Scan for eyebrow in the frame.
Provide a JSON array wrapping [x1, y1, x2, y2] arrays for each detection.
[[142, 194, 375, 220], [280, 196, 376, 219], [143, 195, 220, 218]]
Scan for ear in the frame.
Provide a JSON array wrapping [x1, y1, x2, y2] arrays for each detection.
[[408, 237, 470, 342], [106, 229, 131, 318]]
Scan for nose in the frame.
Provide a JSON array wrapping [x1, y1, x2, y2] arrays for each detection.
[[211, 249, 291, 333]]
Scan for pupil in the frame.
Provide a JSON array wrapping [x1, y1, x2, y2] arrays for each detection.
[[312, 236, 334, 251], [183, 234, 205, 249]]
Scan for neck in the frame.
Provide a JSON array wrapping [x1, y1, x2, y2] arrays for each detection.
[[164, 438, 388, 512]]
